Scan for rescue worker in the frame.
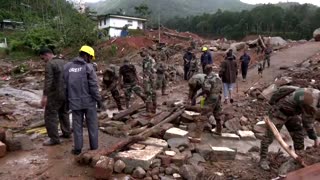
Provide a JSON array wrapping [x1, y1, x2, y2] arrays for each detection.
[[119, 59, 146, 108], [39, 48, 71, 146], [183, 47, 196, 80], [64, 45, 103, 155], [263, 44, 272, 69], [200, 47, 213, 73], [188, 73, 206, 106], [219, 50, 238, 104], [140, 49, 157, 114], [259, 87, 320, 170], [193, 65, 223, 135], [103, 64, 123, 110], [155, 55, 168, 96], [239, 51, 251, 82]]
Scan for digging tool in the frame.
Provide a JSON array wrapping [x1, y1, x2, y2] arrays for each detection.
[[264, 116, 307, 167]]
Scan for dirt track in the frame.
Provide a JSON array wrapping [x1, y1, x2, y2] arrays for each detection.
[[238, 42, 320, 95], [0, 42, 319, 179]]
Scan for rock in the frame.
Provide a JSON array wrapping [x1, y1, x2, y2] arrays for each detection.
[[298, 39, 307, 43], [196, 144, 237, 161], [181, 150, 192, 159], [165, 167, 174, 175], [152, 175, 159, 180], [90, 155, 102, 167], [313, 28, 320, 41], [157, 155, 172, 167], [171, 152, 187, 166], [132, 166, 146, 179], [164, 128, 188, 140], [167, 137, 189, 149], [240, 116, 248, 123], [0, 141, 7, 157], [224, 118, 242, 132], [159, 175, 175, 180], [253, 121, 266, 134], [173, 173, 181, 178], [115, 145, 164, 173], [114, 159, 126, 173], [165, 151, 176, 157], [212, 133, 240, 140], [169, 164, 180, 174], [6, 134, 34, 151], [209, 115, 216, 126], [188, 153, 206, 165], [94, 156, 114, 180], [151, 167, 160, 176], [220, 43, 230, 50], [129, 143, 146, 150], [279, 158, 303, 176], [248, 146, 260, 152], [237, 130, 256, 140], [144, 177, 152, 180], [230, 42, 246, 51], [179, 164, 204, 180], [150, 158, 162, 168], [264, 36, 287, 48], [139, 137, 168, 148]]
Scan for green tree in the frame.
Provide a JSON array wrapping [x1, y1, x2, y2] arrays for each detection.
[[134, 3, 151, 17]]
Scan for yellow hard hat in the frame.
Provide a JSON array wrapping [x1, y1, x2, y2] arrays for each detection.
[[202, 47, 208, 51], [79, 45, 95, 60]]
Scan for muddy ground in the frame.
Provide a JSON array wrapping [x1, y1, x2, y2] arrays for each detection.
[[0, 42, 320, 180]]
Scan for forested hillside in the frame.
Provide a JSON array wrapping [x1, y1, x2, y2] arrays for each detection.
[[87, 0, 251, 21], [166, 4, 320, 40], [0, 0, 97, 55]]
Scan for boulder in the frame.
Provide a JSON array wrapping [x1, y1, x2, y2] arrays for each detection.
[[114, 159, 126, 173], [313, 28, 320, 41], [230, 42, 246, 51], [132, 166, 146, 179], [264, 36, 287, 48]]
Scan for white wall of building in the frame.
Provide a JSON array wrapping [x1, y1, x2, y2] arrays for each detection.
[[109, 28, 122, 37], [98, 17, 144, 30]]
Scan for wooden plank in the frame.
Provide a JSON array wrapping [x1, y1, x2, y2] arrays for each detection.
[[285, 163, 320, 180], [149, 111, 172, 126], [112, 103, 145, 120]]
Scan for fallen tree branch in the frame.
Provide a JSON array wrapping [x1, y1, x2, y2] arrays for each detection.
[[264, 116, 307, 167]]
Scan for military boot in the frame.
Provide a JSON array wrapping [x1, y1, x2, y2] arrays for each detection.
[[259, 158, 271, 171]]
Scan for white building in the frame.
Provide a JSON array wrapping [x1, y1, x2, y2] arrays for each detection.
[[97, 14, 147, 37]]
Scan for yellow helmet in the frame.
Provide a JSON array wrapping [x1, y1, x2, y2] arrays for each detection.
[[79, 45, 95, 60], [202, 47, 208, 52]]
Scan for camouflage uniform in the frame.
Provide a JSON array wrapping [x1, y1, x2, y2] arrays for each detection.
[[44, 57, 71, 143], [142, 55, 157, 113], [188, 73, 206, 105], [155, 60, 168, 95], [103, 65, 122, 110], [119, 63, 146, 108], [263, 47, 272, 68], [202, 71, 223, 134], [260, 88, 320, 164]]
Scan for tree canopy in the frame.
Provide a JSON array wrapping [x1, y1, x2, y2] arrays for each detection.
[[166, 4, 320, 40]]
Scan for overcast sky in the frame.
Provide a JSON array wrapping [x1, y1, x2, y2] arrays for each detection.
[[82, 0, 320, 6]]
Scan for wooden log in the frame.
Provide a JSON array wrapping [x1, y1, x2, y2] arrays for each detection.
[[149, 111, 172, 126], [163, 32, 191, 41], [112, 103, 145, 120], [264, 116, 307, 167]]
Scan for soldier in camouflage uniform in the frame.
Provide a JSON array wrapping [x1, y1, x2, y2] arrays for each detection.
[[103, 64, 123, 110], [119, 59, 146, 108], [155, 56, 168, 96], [39, 48, 71, 146], [263, 44, 272, 69], [193, 65, 223, 136], [188, 73, 206, 106], [140, 49, 157, 113], [259, 87, 320, 171]]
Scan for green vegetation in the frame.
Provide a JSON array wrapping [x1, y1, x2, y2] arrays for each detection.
[[0, 0, 97, 56], [166, 4, 320, 40], [87, 0, 250, 23]]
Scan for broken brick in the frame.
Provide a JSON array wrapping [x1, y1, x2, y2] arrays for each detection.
[[94, 156, 114, 180], [164, 127, 188, 140]]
